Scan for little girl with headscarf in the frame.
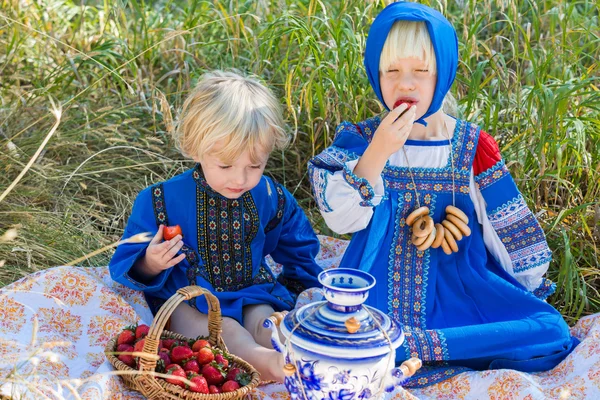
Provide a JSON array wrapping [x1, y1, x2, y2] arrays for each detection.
[[308, 1, 578, 387]]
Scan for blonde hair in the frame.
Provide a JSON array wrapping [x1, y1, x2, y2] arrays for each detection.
[[379, 20, 437, 74], [174, 70, 289, 163]]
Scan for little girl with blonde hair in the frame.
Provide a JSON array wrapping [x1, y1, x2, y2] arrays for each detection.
[[309, 2, 578, 387]]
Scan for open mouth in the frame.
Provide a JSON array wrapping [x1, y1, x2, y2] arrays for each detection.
[[393, 98, 418, 109]]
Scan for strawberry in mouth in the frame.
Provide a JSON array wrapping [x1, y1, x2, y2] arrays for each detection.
[[393, 98, 418, 109]]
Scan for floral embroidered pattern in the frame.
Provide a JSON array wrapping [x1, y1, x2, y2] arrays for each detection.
[[38, 308, 83, 343], [533, 277, 557, 300], [309, 146, 359, 213], [196, 182, 258, 292], [406, 364, 471, 389], [342, 163, 376, 207], [402, 326, 449, 362], [253, 264, 276, 285], [264, 183, 285, 233], [87, 314, 126, 347], [151, 183, 167, 225], [383, 120, 478, 195], [474, 160, 509, 191], [488, 195, 552, 273], [485, 370, 528, 399], [47, 270, 96, 306], [417, 373, 471, 399], [388, 191, 432, 331], [0, 296, 25, 333]]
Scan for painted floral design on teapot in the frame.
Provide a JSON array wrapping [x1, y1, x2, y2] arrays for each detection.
[[264, 268, 421, 400]]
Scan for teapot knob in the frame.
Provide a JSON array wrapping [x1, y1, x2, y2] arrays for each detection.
[[271, 311, 288, 327], [345, 317, 361, 333], [283, 363, 297, 376], [400, 357, 422, 377]]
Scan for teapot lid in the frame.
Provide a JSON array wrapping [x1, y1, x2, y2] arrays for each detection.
[[280, 269, 404, 360]]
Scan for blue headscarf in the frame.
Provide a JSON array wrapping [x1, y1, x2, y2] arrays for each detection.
[[364, 2, 458, 125]]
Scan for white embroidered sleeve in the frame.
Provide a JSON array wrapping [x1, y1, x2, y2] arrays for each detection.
[[469, 173, 550, 293], [317, 159, 385, 235]]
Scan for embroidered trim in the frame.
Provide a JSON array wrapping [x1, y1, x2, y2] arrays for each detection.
[[264, 183, 285, 233], [334, 121, 364, 141], [388, 191, 435, 331], [355, 116, 381, 143], [253, 264, 276, 285], [309, 146, 361, 213], [197, 187, 258, 292], [151, 181, 203, 309], [402, 326, 449, 362], [403, 364, 471, 388], [151, 184, 168, 226], [342, 163, 376, 207], [383, 121, 479, 196], [474, 160, 509, 191], [488, 195, 552, 273], [532, 277, 556, 300]]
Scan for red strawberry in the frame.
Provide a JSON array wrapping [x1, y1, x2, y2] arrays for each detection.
[[183, 358, 200, 374], [117, 353, 136, 368], [226, 367, 251, 385], [133, 338, 146, 353], [201, 363, 225, 386], [135, 324, 150, 339], [209, 385, 221, 394], [171, 345, 194, 364], [158, 348, 171, 367], [162, 338, 178, 350], [192, 339, 211, 352], [189, 375, 209, 393], [196, 347, 214, 365], [222, 380, 240, 392], [117, 343, 134, 353], [215, 353, 229, 368], [117, 329, 136, 346], [165, 364, 186, 387]]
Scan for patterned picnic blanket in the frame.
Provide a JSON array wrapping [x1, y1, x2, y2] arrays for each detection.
[[1, 236, 599, 399]]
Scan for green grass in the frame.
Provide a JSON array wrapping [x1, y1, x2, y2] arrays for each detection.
[[0, 0, 598, 322]]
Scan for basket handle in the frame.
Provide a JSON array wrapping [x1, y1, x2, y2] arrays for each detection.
[[138, 285, 227, 374]]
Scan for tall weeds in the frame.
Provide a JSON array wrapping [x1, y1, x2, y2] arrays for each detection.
[[0, 0, 598, 320]]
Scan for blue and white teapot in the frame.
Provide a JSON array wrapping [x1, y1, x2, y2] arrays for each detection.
[[264, 268, 421, 400]]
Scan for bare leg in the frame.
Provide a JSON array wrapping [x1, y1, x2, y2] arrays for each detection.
[[170, 302, 284, 382], [243, 304, 283, 349]]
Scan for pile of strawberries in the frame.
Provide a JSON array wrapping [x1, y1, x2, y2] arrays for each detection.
[[115, 323, 251, 394]]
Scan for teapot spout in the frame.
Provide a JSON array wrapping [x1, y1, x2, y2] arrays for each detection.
[[263, 311, 288, 354], [385, 358, 422, 392]]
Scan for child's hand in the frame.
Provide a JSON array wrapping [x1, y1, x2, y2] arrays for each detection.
[[133, 225, 186, 279], [372, 103, 416, 156]]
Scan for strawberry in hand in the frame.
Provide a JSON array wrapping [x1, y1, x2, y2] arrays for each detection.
[[163, 225, 182, 240]]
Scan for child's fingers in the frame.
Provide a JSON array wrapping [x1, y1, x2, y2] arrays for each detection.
[[390, 105, 416, 129], [384, 103, 410, 124], [149, 225, 164, 245], [165, 253, 186, 268], [162, 238, 185, 262]]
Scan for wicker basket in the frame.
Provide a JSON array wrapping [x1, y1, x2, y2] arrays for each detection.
[[105, 285, 261, 399]]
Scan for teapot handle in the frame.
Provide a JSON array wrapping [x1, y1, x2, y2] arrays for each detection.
[[263, 311, 288, 354]]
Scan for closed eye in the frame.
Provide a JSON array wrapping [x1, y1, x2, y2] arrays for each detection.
[[219, 165, 231, 169]]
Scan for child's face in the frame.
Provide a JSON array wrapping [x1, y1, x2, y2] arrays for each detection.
[[380, 57, 437, 120], [199, 141, 268, 199]]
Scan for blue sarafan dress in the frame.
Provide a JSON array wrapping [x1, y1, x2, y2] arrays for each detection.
[[308, 117, 579, 387], [109, 165, 322, 324]]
